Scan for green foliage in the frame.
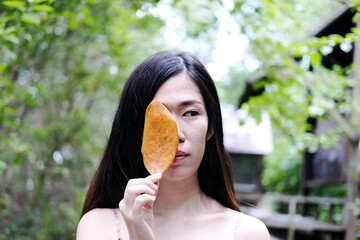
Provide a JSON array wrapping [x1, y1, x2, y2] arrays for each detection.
[[172, 0, 219, 38], [215, 66, 249, 106], [1, 0, 360, 237], [227, 0, 360, 194], [0, 0, 166, 238], [223, 1, 360, 234], [261, 135, 302, 194]]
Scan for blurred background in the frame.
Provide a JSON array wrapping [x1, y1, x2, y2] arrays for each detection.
[[1, 0, 359, 239]]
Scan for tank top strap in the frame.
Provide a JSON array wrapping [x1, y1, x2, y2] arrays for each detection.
[[113, 208, 123, 240], [233, 212, 243, 240]]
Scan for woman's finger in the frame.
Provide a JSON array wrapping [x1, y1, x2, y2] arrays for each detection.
[[122, 174, 162, 207], [127, 173, 162, 191], [127, 185, 156, 196], [132, 194, 156, 215], [124, 185, 156, 207]]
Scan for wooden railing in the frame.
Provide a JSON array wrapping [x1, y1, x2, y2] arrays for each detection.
[[236, 192, 346, 240]]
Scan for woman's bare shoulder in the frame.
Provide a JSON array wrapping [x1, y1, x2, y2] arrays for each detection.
[[76, 208, 116, 240], [235, 211, 271, 240]]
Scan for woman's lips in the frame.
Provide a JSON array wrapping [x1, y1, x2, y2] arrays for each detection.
[[173, 151, 188, 163]]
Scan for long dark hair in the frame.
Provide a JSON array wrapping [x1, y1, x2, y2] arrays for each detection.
[[80, 51, 239, 218]]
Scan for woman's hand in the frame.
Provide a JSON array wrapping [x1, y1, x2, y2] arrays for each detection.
[[119, 173, 162, 240]]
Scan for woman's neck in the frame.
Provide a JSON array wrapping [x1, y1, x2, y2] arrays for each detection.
[[153, 173, 207, 218]]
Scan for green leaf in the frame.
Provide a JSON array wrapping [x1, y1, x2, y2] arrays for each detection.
[[13, 154, 23, 166], [21, 13, 41, 25], [32, 5, 54, 12], [345, 33, 356, 42], [354, 0, 360, 7], [351, 27, 360, 37], [4, 26, 17, 34], [0, 77, 12, 87], [0, 195, 10, 210], [0, 149, 12, 159], [25, 93, 36, 107], [328, 34, 343, 44], [253, 79, 267, 91], [1, 1, 26, 11], [32, 0, 49, 3], [4, 107, 17, 116], [3, 35, 20, 44], [57, 167, 70, 176], [2, 42, 16, 57], [352, 12, 360, 23], [309, 52, 322, 66]]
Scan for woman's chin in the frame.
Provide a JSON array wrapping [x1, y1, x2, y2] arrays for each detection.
[[162, 167, 197, 182]]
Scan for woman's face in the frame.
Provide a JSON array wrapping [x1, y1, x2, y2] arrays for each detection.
[[152, 72, 210, 181]]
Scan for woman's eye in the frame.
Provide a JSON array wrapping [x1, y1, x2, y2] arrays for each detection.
[[184, 111, 199, 117]]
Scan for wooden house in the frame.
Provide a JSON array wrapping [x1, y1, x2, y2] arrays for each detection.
[[229, 6, 358, 240]]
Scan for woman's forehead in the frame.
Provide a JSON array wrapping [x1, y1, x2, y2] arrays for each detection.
[[153, 73, 204, 105]]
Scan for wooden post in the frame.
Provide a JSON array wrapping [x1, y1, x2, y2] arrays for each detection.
[[287, 198, 297, 240], [344, 138, 359, 240], [344, 20, 360, 240], [329, 204, 334, 224]]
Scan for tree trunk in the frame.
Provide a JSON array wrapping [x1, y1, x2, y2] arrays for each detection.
[[344, 20, 360, 240], [344, 138, 359, 240]]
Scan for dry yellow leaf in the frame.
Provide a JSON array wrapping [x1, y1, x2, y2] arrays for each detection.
[[141, 100, 179, 174]]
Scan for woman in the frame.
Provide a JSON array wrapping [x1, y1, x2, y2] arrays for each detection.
[[76, 51, 270, 239]]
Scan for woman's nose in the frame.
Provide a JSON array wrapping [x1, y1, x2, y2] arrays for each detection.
[[177, 122, 185, 143]]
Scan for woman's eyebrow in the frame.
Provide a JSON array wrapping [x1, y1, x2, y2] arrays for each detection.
[[179, 100, 202, 107]]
